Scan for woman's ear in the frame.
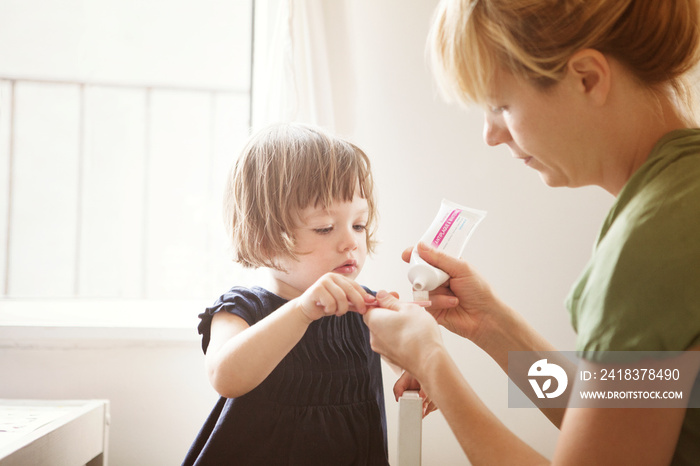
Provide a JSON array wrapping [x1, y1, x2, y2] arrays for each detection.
[[566, 49, 611, 106]]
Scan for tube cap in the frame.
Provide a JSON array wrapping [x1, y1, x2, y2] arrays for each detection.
[[413, 290, 429, 302]]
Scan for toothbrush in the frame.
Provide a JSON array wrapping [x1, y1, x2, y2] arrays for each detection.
[[363, 298, 432, 308], [316, 299, 432, 309]]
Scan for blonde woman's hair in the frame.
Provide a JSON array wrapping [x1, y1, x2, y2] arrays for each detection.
[[429, 0, 700, 118], [224, 123, 377, 271]]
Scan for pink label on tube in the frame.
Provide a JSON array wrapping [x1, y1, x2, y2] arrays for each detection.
[[432, 209, 462, 247]]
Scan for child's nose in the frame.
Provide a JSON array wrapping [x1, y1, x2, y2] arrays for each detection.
[[339, 228, 359, 251]]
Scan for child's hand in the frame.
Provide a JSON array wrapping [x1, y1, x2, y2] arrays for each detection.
[[297, 273, 375, 322]]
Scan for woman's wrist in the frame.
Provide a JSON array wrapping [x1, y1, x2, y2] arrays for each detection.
[[474, 299, 530, 360], [412, 340, 451, 384], [476, 300, 555, 370], [470, 296, 514, 352]]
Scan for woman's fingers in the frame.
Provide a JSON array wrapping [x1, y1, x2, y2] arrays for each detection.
[[423, 398, 438, 417], [414, 242, 472, 279], [363, 300, 443, 374], [393, 371, 417, 401]]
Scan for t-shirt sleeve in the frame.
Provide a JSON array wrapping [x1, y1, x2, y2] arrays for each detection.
[[575, 185, 700, 355], [197, 287, 265, 354]]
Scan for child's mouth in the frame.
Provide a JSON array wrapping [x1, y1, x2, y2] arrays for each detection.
[[333, 260, 357, 274]]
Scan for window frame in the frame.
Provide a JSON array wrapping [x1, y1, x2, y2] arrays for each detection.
[[0, 0, 257, 341]]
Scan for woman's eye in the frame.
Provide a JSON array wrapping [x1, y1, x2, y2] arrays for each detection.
[[353, 224, 367, 232], [314, 226, 333, 234]]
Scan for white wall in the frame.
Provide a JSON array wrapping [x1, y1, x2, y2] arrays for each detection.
[[0, 1, 614, 465], [326, 0, 613, 463], [0, 333, 219, 465]]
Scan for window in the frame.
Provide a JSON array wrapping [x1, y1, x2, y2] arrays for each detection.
[[0, 0, 253, 300]]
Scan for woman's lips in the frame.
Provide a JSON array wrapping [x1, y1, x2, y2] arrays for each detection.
[[512, 149, 533, 165]]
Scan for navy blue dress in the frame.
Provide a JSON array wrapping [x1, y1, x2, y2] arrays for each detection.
[[182, 286, 389, 466]]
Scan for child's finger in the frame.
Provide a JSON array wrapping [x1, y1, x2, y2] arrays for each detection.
[[401, 246, 414, 264], [330, 275, 372, 314], [314, 287, 337, 315], [323, 279, 353, 316], [334, 274, 375, 315]]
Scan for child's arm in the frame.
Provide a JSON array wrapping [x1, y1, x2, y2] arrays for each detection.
[[205, 273, 373, 399]]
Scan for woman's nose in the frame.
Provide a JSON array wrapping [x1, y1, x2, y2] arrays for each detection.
[[483, 114, 511, 147]]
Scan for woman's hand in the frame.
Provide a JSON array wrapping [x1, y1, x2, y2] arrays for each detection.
[[404, 243, 507, 346], [394, 371, 438, 418], [362, 290, 445, 377], [297, 273, 374, 322]]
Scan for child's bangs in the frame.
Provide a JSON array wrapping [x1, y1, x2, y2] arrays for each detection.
[[295, 143, 373, 212]]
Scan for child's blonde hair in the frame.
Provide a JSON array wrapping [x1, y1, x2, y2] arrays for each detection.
[[429, 0, 700, 119], [224, 123, 377, 271]]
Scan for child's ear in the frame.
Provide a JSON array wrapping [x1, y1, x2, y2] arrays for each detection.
[[565, 49, 611, 106]]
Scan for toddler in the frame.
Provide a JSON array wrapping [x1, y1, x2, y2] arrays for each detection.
[[182, 123, 389, 465]]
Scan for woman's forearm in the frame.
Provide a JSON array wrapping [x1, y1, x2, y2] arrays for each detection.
[[476, 299, 569, 427], [417, 346, 549, 465]]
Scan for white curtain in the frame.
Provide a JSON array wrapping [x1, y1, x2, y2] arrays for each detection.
[[251, 0, 336, 130]]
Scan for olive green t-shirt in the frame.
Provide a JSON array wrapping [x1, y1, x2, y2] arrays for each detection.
[[566, 129, 700, 465]]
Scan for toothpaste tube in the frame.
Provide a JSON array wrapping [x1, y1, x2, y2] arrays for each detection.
[[408, 199, 486, 301]]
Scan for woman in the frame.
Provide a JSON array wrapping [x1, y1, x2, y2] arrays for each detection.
[[363, 0, 700, 464]]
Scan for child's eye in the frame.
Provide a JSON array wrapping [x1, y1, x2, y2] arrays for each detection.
[[489, 105, 507, 115], [314, 226, 333, 234], [353, 224, 367, 232]]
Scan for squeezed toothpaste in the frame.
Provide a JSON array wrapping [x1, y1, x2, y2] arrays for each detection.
[[408, 199, 486, 300]]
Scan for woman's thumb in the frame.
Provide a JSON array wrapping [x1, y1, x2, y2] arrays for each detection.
[[416, 242, 467, 278], [375, 290, 401, 310]]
